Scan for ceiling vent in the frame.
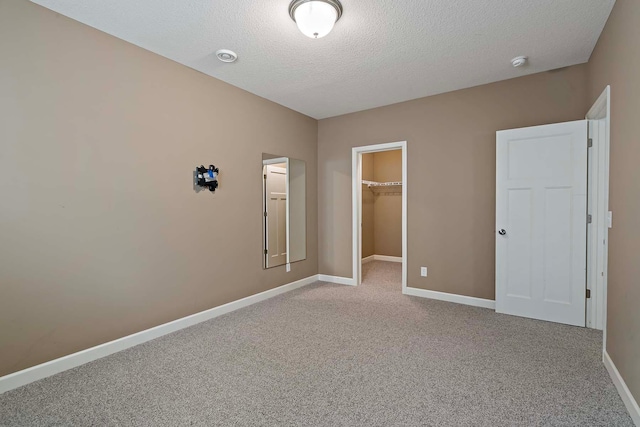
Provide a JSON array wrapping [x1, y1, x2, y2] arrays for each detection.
[[511, 56, 528, 67], [216, 49, 238, 63]]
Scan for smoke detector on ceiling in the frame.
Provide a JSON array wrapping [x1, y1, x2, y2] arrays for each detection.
[[216, 49, 238, 63], [511, 56, 528, 68]]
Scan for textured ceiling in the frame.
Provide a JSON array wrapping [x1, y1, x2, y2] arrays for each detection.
[[31, 0, 615, 119]]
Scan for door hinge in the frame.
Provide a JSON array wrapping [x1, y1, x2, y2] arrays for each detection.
[[588, 138, 593, 148], [264, 249, 268, 255], [263, 174, 267, 180], [587, 214, 592, 224], [586, 289, 591, 299], [264, 211, 268, 217]]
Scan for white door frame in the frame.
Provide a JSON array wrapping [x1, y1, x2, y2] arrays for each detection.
[[585, 86, 610, 342], [351, 141, 408, 290]]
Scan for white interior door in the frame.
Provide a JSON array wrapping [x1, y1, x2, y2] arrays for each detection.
[[264, 165, 287, 268], [496, 120, 588, 327]]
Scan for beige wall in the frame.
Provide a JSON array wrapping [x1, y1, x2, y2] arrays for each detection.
[[372, 150, 402, 183], [587, 0, 640, 404], [361, 154, 375, 258], [318, 65, 589, 297], [0, 0, 318, 376], [372, 150, 402, 257]]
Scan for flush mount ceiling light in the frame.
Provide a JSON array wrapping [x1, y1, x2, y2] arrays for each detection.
[[289, 0, 343, 39], [216, 49, 238, 63]]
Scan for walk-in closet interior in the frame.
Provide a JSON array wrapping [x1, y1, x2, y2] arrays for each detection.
[[361, 149, 403, 288]]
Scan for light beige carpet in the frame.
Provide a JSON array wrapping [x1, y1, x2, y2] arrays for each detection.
[[0, 261, 633, 426]]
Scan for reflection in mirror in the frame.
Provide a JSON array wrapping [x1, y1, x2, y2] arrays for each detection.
[[263, 158, 287, 268], [262, 154, 306, 269]]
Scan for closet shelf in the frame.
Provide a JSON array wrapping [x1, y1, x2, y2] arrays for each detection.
[[362, 180, 402, 195], [362, 180, 403, 188]]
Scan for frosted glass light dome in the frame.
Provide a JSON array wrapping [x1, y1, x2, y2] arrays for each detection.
[[289, 0, 343, 39]]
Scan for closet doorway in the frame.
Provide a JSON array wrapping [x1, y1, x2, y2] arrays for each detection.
[[352, 141, 407, 291]]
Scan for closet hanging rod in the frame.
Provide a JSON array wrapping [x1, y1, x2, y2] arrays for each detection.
[[362, 180, 403, 188]]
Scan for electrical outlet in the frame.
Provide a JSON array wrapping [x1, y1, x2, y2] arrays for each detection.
[[286, 263, 291, 272], [421, 267, 427, 277]]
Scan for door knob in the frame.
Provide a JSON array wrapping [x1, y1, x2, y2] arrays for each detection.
[[498, 229, 507, 236]]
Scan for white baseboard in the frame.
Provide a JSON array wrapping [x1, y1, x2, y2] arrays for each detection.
[[604, 351, 640, 426], [372, 255, 402, 263], [0, 274, 320, 395], [403, 286, 496, 310], [318, 274, 356, 286], [361, 254, 402, 264], [361, 255, 375, 264]]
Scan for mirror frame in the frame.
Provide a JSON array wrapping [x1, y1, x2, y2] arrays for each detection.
[[262, 156, 307, 269]]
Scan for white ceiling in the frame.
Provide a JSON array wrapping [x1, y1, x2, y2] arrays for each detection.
[[31, 0, 615, 119]]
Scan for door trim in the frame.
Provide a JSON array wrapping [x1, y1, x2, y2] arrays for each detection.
[[351, 141, 407, 291], [585, 86, 610, 338]]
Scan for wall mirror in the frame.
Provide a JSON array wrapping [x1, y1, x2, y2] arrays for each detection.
[[262, 154, 306, 269]]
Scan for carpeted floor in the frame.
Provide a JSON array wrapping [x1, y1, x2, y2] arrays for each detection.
[[0, 261, 633, 426]]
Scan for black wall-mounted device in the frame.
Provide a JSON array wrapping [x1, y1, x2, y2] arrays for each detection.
[[195, 165, 219, 192]]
